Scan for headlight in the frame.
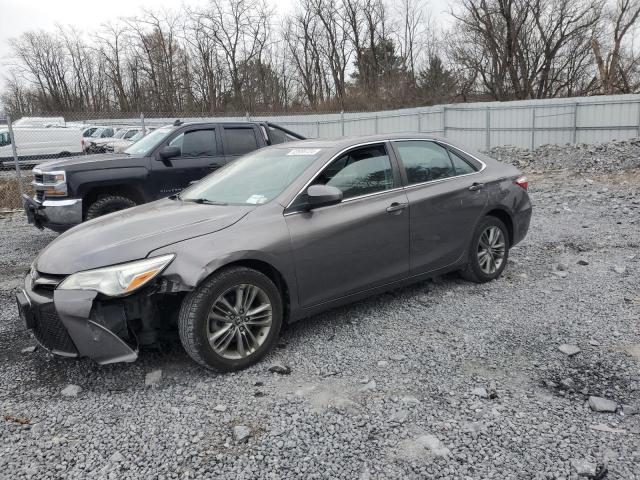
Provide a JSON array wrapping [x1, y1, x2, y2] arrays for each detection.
[[58, 254, 175, 297], [34, 170, 67, 197], [42, 171, 66, 184]]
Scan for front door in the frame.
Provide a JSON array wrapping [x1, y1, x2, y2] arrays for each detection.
[[150, 127, 224, 199], [285, 143, 410, 307], [391, 140, 487, 274]]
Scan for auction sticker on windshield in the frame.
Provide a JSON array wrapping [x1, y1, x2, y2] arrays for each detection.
[[246, 194, 268, 204], [286, 148, 321, 156]]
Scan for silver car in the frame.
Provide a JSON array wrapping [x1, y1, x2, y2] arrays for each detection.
[[17, 134, 532, 371]]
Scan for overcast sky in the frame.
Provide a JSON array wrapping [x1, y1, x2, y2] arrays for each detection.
[[0, 0, 450, 93]]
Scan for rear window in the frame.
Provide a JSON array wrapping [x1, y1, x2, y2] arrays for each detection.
[[268, 125, 299, 144], [448, 150, 477, 175], [224, 128, 259, 155]]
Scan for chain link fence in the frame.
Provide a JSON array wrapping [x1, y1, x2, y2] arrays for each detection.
[[3, 93, 640, 211], [0, 113, 151, 211]]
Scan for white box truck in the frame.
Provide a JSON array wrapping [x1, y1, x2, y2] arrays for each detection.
[[13, 117, 66, 128], [0, 127, 83, 168]]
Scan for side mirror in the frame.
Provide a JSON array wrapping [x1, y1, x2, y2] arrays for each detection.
[[159, 146, 181, 160], [305, 184, 343, 209]]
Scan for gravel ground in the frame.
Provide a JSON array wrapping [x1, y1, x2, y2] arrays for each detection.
[[1, 162, 639, 479]]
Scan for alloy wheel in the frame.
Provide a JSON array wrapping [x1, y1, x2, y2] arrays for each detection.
[[477, 226, 506, 275], [207, 284, 273, 360]]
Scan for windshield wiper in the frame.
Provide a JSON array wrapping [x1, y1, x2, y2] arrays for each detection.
[[183, 198, 228, 206]]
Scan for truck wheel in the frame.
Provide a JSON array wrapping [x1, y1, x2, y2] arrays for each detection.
[[178, 267, 283, 372], [85, 195, 137, 220]]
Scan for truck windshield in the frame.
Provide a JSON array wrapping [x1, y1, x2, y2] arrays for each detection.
[[180, 147, 324, 205], [125, 126, 174, 156], [0, 131, 10, 147]]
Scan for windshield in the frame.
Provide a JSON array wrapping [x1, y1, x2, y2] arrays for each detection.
[[180, 147, 324, 205], [129, 131, 145, 142], [112, 129, 128, 139], [125, 126, 174, 156], [0, 131, 10, 147]]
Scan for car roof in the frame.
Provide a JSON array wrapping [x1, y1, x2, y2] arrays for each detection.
[[265, 132, 499, 171], [177, 121, 263, 128], [268, 133, 455, 150]]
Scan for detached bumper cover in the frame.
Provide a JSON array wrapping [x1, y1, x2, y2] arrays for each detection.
[[17, 274, 138, 364]]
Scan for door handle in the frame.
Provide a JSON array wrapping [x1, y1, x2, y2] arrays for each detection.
[[386, 202, 408, 213], [468, 182, 484, 192]]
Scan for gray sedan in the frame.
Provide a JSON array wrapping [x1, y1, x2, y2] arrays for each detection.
[[17, 134, 532, 371]]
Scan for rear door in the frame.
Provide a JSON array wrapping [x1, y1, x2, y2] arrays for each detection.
[[221, 126, 263, 163], [391, 140, 487, 275], [149, 126, 224, 199]]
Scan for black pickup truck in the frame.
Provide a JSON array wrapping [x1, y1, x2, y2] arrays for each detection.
[[24, 121, 304, 232]]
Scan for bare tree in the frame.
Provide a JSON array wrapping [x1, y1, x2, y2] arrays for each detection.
[[592, 0, 640, 93], [284, 9, 328, 107], [96, 22, 131, 111], [450, 0, 603, 100], [4, 0, 640, 118], [393, 0, 433, 81], [197, 0, 271, 111]]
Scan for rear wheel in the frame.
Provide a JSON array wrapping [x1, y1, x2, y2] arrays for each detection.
[[461, 216, 509, 283], [85, 195, 137, 220], [178, 267, 283, 372]]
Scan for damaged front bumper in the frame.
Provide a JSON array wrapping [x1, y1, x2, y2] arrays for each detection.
[[23, 195, 83, 232], [16, 273, 139, 364]]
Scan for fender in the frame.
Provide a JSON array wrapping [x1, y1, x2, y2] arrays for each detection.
[[70, 166, 150, 199]]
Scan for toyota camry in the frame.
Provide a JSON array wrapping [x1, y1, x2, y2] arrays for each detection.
[[16, 134, 532, 371]]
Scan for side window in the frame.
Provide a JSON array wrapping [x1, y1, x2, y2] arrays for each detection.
[[123, 129, 138, 140], [102, 128, 114, 138], [225, 128, 259, 155], [169, 129, 217, 157], [448, 149, 477, 175], [268, 125, 298, 144], [394, 141, 454, 184], [314, 144, 394, 200]]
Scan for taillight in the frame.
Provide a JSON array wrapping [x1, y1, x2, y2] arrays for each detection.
[[514, 175, 528, 190]]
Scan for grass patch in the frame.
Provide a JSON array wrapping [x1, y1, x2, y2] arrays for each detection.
[[0, 178, 32, 210]]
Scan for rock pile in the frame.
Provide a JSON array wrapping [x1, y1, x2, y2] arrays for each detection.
[[485, 137, 640, 173]]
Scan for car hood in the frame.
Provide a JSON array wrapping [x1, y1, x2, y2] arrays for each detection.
[[36, 199, 254, 275], [89, 138, 115, 145], [35, 153, 132, 171]]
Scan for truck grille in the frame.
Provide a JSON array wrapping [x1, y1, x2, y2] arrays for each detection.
[[32, 310, 77, 355], [35, 190, 44, 203], [33, 172, 44, 184]]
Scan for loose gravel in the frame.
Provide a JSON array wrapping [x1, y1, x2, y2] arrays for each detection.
[[486, 138, 640, 173], [1, 144, 639, 479]]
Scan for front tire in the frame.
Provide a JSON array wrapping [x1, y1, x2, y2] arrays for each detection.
[[85, 195, 137, 220], [178, 267, 283, 372], [461, 216, 510, 283]]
